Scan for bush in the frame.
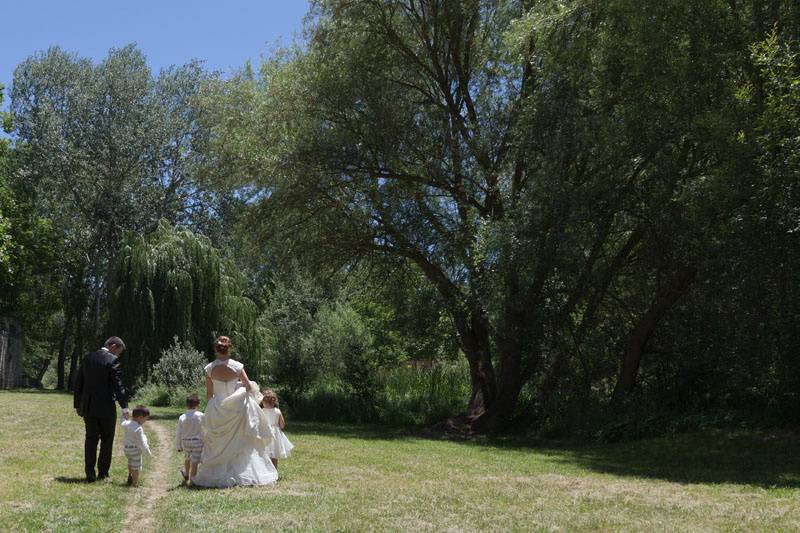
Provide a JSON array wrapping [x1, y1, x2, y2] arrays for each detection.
[[276, 360, 471, 426], [134, 382, 173, 407], [263, 271, 324, 395], [134, 382, 207, 410], [133, 337, 207, 409], [149, 337, 207, 390], [379, 362, 471, 425], [309, 303, 379, 402]]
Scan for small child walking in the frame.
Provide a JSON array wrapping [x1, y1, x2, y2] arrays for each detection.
[[176, 393, 204, 485], [260, 389, 294, 469], [121, 405, 152, 487]]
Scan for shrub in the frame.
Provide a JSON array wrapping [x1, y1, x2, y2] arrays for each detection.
[[133, 338, 207, 409], [262, 271, 324, 396], [379, 362, 471, 425], [149, 337, 207, 390], [134, 382, 207, 410], [276, 360, 471, 426], [309, 303, 379, 402], [134, 382, 173, 407]]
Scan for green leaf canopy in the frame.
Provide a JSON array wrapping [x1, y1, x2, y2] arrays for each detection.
[[108, 221, 265, 387]]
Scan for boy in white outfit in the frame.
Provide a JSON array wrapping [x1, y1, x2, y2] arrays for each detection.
[[121, 405, 152, 487], [176, 393, 204, 485]]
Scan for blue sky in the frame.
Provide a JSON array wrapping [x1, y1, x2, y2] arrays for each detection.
[[1, 1, 310, 98]]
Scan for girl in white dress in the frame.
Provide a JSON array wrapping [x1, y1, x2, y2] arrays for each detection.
[[260, 389, 294, 468], [191, 336, 278, 488]]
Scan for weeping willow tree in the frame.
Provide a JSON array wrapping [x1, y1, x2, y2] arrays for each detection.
[[108, 222, 266, 387]]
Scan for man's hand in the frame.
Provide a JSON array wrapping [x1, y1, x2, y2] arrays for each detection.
[[122, 408, 131, 420]]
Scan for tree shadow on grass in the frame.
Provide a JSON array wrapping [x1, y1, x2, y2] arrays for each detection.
[[595, 433, 798, 488], [290, 421, 410, 441], [1, 388, 69, 395], [475, 430, 800, 489], [146, 413, 181, 421], [54, 476, 90, 484]]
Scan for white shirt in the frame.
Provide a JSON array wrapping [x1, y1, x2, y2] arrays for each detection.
[[121, 419, 152, 456], [176, 409, 205, 450]]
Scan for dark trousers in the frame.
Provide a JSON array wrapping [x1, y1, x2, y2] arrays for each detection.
[[84, 415, 116, 480]]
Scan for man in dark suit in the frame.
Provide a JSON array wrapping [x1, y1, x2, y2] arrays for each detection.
[[73, 336, 130, 482]]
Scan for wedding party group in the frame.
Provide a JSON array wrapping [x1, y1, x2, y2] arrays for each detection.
[[73, 335, 293, 488]]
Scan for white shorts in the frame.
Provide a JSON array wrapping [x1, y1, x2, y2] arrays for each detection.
[[124, 445, 143, 471], [181, 436, 203, 463]]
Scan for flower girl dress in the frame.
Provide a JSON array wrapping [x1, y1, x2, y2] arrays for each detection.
[[263, 406, 295, 459]]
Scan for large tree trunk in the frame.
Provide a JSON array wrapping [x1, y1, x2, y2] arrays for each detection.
[[470, 286, 539, 433], [470, 361, 526, 433], [406, 250, 499, 420], [613, 267, 696, 401], [67, 313, 84, 391], [34, 357, 51, 384], [56, 312, 73, 391], [459, 307, 497, 416]]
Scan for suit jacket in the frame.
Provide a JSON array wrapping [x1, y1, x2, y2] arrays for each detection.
[[73, 348, 128, 419]]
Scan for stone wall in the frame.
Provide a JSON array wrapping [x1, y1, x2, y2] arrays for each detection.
[[0, 317, 23, 389]]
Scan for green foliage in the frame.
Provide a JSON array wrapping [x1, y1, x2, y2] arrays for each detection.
[[108, 222, 265, 387], [260, 265, 463, 419], [8, 45, 216, 389], [134, 382, 175, 407], [0, 182, 59, 322], [0, 136, 59, 322], [262, 268, 325, 395], [134, 339, 207, 409], [190, 0, 800, 434], [751, 31, 800, 233], [149, 337, 207, 390], [377, 362, 471, 425], [4, 2, 800, 438], [198, 0, 752, 429], [310, 302, 378, 402], [343, 266, 460, 364], [282, 360, 470, 426], [134, 382, 208, 410], [0, 86, 62, 387]]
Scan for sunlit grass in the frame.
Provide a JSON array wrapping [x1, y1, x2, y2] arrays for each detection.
[[2, 391, 799, 532], [0, 390, 130, 532]]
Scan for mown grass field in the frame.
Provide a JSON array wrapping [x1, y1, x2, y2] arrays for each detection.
[[1, 390, 799, 532]]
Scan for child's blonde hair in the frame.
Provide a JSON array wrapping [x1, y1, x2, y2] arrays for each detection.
[[261, 389, 279, 407]]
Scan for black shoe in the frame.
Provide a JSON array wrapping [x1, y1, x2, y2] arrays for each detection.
[[86, 477, 96, 483], [126, 474, 133, 486]]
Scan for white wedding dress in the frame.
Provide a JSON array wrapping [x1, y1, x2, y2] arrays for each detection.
[[191, 359, 278, 488]]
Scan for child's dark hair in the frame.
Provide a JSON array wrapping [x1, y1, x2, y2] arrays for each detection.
[[132, 405, 150, 418], [186, 393, 200, 409]]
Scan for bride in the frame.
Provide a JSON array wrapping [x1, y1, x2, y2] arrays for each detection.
[[192, 336, 278, 487]]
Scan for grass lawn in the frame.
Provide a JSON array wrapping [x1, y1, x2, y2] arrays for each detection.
[[1, 390, 799, 532]]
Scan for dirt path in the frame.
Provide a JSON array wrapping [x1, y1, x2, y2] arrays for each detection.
[[121, 420, 173, 533]]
